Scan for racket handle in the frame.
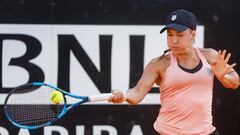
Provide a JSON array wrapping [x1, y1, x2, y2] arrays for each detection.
[[88, 93, 112, 102]]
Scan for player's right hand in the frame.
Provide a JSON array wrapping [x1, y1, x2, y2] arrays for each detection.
[[108, 90, 126, 103]]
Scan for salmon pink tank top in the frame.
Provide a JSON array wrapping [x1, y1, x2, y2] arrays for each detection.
[[154, 48, 216, 135]]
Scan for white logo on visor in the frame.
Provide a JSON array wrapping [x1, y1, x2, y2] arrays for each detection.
[[171, 15, 177, 21]]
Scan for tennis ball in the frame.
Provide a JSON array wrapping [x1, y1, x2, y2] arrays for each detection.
[[50, 91, 63, 104]]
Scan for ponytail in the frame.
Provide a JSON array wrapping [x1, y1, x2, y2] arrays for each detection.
[[164, 49, 171, 54], [159, 49, 171, 59]]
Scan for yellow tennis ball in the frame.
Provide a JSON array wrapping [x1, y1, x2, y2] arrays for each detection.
[[50, 91, 63, 104]]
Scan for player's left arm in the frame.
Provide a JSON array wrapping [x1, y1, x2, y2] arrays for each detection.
[[202, 48, 239, 89]]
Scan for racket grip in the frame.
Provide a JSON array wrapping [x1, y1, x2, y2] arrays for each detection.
[[88, 93, 112, 102]]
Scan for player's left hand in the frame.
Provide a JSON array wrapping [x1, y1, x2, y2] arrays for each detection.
[[211, 50, 236, 79]]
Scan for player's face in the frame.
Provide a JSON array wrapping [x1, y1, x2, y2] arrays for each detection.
[[167, 28, 195, 54]]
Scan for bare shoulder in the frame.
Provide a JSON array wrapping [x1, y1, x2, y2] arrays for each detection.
[[147, 53, 171, 74], [198, 48, 218, 64]]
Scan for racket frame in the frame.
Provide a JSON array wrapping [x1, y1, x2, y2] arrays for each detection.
[[4, 82, 91, 129]]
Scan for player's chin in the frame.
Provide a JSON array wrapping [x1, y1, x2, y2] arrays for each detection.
[[168, 47, 177, 52], [171, 49, 186, 55]]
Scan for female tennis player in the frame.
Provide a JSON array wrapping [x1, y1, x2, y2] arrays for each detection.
[[108, 9, 239, 135]]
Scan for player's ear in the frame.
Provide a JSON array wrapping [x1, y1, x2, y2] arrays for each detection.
[[190, 30, 196, 43]]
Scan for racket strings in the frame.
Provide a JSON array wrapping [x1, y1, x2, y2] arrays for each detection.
[[6, 105, 63, 125], [5, 85, 65, 126]]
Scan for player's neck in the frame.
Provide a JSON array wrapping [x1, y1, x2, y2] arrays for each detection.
[[175, 48, 199, 64]]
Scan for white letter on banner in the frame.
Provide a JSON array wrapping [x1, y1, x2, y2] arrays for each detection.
[[76, 125, 85, 135], [44, 126, 69, 135], [93, 125, 117, 135], [18, 129, 30, 135], [130, 125, 143, 135], [0, 127, 9, 135]]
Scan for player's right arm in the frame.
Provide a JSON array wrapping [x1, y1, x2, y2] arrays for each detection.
[[125, 59, 160, 105], [108, 55, 170, 105]]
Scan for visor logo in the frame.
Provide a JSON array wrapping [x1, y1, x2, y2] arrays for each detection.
[[171, 15, 177, 21]]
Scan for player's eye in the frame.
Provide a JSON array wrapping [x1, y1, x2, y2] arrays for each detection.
[[167, 33, 173, 36]]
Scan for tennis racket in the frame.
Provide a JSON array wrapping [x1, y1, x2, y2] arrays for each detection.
[[4, 82, 112, 129]]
